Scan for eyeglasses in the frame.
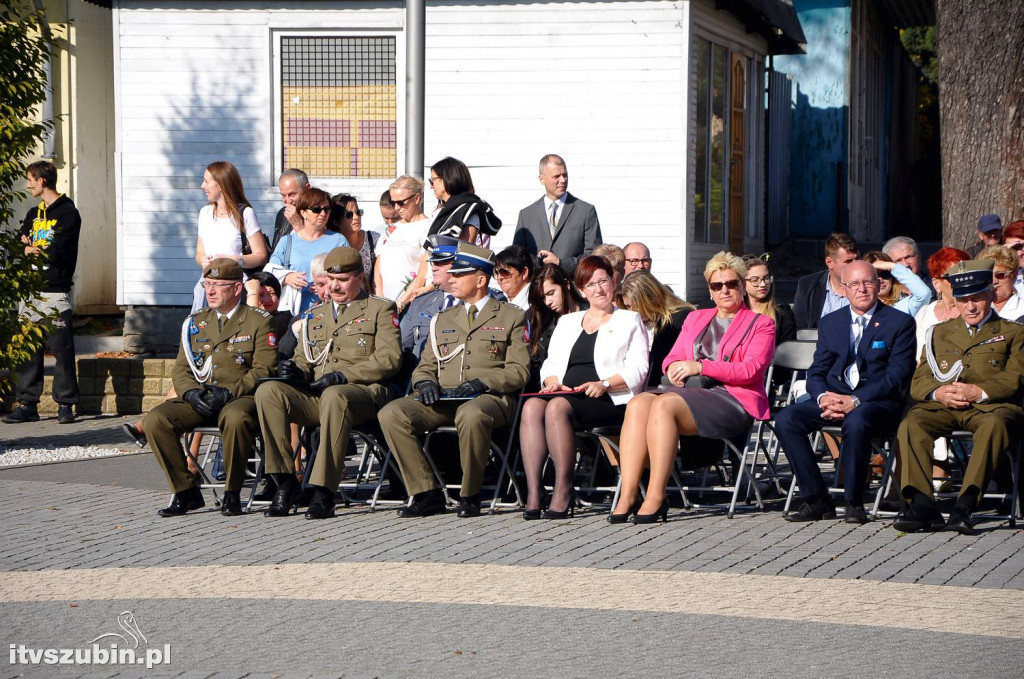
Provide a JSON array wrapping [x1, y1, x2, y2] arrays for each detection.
[[392, 196, 415, 208], [428, 176, 440, 186], [744, 275, 773, 286], [1009, 242, 1024, 252], [344, 209, 364, 219], [709, 279, 742, 292], [625, 258, 652, 266], [305, 205, 330, 214], [494, 267, 516, 278], [993, 270, 1014, 280], [843, 280, 878, 290], [202, 281, 238, 290], [584, 278, 614, 292]]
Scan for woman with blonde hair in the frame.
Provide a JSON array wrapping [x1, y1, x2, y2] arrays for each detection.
[[374, 175, 432, 308], [862, 250, 931, 317], [741, 255, 795, 346], [192, 160, 267, 311], [616, 271, 694, 386], [609, 252, 775, 524], [979, 244, 1024, 319]]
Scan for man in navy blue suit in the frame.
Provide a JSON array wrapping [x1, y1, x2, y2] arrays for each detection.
[[775, 260, 917, 524]]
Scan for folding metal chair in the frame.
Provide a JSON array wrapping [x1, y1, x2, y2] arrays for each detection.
[[182, 426, 263, 509], [421, 425, 523, 512], [796, 328, 819, 342], [936, 430, 1022, 527]]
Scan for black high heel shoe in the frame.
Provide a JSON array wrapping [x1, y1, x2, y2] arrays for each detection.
[[631, 499, 669, 524], [523, 492, 547, 520], [608, 499, 642, 524], [542, 490, 576, 520]]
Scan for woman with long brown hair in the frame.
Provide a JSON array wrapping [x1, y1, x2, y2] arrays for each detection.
[[741, 255, 796, 346], [615, 271, 694, 386], [525, 263, 586, 391]]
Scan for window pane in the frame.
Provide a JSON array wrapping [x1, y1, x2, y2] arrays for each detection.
[[709, 43, 727, 244], [694, 38, 709, 243], [281, 36, 397, 179]]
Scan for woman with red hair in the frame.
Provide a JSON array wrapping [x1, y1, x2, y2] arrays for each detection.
[[912, 247, 970, 359]]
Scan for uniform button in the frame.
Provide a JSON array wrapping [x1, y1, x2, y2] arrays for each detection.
[[214, 348, 219, 353], [466, 350, 471, 355]]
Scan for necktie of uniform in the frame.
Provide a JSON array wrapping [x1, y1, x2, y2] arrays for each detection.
[[845, 315, 866, 387], [468, 305, 477, 325], [217, 315, 225, 332], [443, 294, 456, 310], [549, 202, 559, 239]]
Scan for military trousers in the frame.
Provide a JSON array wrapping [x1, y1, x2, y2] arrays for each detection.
[[255, 381, 392, 491], [897, 403, 1024, 500], [143, 396, 258, 494], [378, 393, 515, 497]]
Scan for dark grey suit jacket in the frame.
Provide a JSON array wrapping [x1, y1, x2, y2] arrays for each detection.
[[512, 192, 602, 275]]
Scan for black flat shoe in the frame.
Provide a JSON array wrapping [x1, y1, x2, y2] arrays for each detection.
[[457, 494, 482, 518], [944, 507, 975, 535], [892, 503, 945, 533], [631, 499, 669, 524], [265, 477, 300, 517], [305, 487, 337, 520], [121, 422, 147, 448], [398, 489, 446, 518], [220, 491, 243, 517], [844, 504, 869, 525], [158, 487, 205, 517]]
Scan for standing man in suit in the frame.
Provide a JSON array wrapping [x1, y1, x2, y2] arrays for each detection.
[[513, 154, 601, 275], [792, 233, 859, 330], [895, 260, 1024, 535], [145, 259, 278, 517], [775, 260, 917, 523], [379, 242, 531, 518], [256, 246, 402, 519]]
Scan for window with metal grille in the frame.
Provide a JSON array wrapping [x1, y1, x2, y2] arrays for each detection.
[[280, 36, 397, 179]]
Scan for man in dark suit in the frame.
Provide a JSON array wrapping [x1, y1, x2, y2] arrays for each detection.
[[792, 233, 859, 330], [512, 154, 601, 275], [775, 260, 917, 523], [895, 259, 1024, 535]]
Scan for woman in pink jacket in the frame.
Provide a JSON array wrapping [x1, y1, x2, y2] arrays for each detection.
[[610, 251, 775, 524]]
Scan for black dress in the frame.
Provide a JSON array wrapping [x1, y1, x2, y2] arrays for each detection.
[[559, 330, 627, 427], [648, 307, 691, 387]]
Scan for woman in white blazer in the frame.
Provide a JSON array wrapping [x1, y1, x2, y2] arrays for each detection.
[[518, 256, 650, 520]]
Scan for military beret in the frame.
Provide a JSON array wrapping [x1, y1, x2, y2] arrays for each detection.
[[427, 234, 460, 262], [449, 242, 496, 276], [943, 258, 994, 297], [323, 246, 362, 274], [203, 258, 243, 281]]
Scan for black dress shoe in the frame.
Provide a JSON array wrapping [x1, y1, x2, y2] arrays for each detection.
[[295, 486, 315, 508], [944, 508, 975, 535], [252, 478, 277, 502], [121, 422, 148, 448], [56, 404, 76, 424], [305, 487, 337, 520], [457, 494, 482, 518], [3, 404, 40, 424], [266, 478, 300, 517], [892, 503, 945, 533], [785, 496, 837, 522], [398, 489, 446, 518], [158, 487, 205, 517], [220, 490, 243, 516], [844, 504, 869, 525]]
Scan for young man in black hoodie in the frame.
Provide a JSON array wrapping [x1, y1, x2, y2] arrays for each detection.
[[4, 161, 83, 424]]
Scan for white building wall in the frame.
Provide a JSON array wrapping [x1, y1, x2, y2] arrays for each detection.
[[114, 0, 766, 306]]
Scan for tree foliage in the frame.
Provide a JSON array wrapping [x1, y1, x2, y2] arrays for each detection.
[[0, 6, 55, 396]]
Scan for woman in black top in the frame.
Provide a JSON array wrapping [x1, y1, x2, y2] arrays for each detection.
[[524, 264, 586, 391], [616, 271, 695, 387], [742, 255, 796, 345]]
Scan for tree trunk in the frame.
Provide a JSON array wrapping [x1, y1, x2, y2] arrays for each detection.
[[936, 0, 1024, 249]]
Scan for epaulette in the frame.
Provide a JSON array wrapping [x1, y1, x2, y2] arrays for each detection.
[[308, 299, 331, 316], [249, 307, 271, 318], [369, 294, 392, 302]]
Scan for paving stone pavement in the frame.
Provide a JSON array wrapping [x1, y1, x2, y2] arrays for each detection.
[[1, 417, 1023, 677]]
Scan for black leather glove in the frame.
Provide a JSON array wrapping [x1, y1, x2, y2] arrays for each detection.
[[414, 380, 442, 406], [310, 371, 348, 393], [445, 379, 487, 399], [277, 359, 306, 382], [201, 385, 233, 414], [183, 389, 215, 419]]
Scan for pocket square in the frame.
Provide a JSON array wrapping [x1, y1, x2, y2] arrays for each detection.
[[870, 340, 887, 349]]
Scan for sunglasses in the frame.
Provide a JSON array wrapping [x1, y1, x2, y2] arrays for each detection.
[[1009, 242, 1024, 252], [877, 271, 893, 281], [993, 271, 1014, 280], [709, 279, 742, 292], [345, 209, 364, 219], [392, 196, 414, 208], [494, 267, 516, 278], [305, 205, 330, 214]]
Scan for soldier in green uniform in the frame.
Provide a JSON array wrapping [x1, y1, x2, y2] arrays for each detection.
[[145, 258, 278, 517], [255, 246, 402, 519], [379, 242, 531, 518], [895, 259, 1024, 535]]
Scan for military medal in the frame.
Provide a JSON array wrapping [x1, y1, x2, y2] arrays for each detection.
[[940, 360, 948, 371], [441, 343, 449, 357], [235, 353, 245, 365], [357, 337, 367, 348], [489, 340, 499, 358]]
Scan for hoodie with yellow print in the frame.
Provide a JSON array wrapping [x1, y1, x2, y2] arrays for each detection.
[[19, 194, 82, 292]]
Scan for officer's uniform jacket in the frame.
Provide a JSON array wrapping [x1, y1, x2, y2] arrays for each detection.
[[295, 292, 402, 384], [401, 287, 507, 359], [173, 304, 277, 397], [413, 296, 530, 394], [911, 314, 1024, 410]]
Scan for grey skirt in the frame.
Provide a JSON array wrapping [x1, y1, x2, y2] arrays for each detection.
[[650, 385, 753, 439]]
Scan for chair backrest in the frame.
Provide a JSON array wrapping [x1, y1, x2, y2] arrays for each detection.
[[796, 328, 818, 341], [772, 340, 818, 371]]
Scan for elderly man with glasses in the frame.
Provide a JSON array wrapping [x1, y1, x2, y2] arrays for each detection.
[[144, 259, 278, 517], [774, 260, 917, 524], [623, 242, 653, 274]]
